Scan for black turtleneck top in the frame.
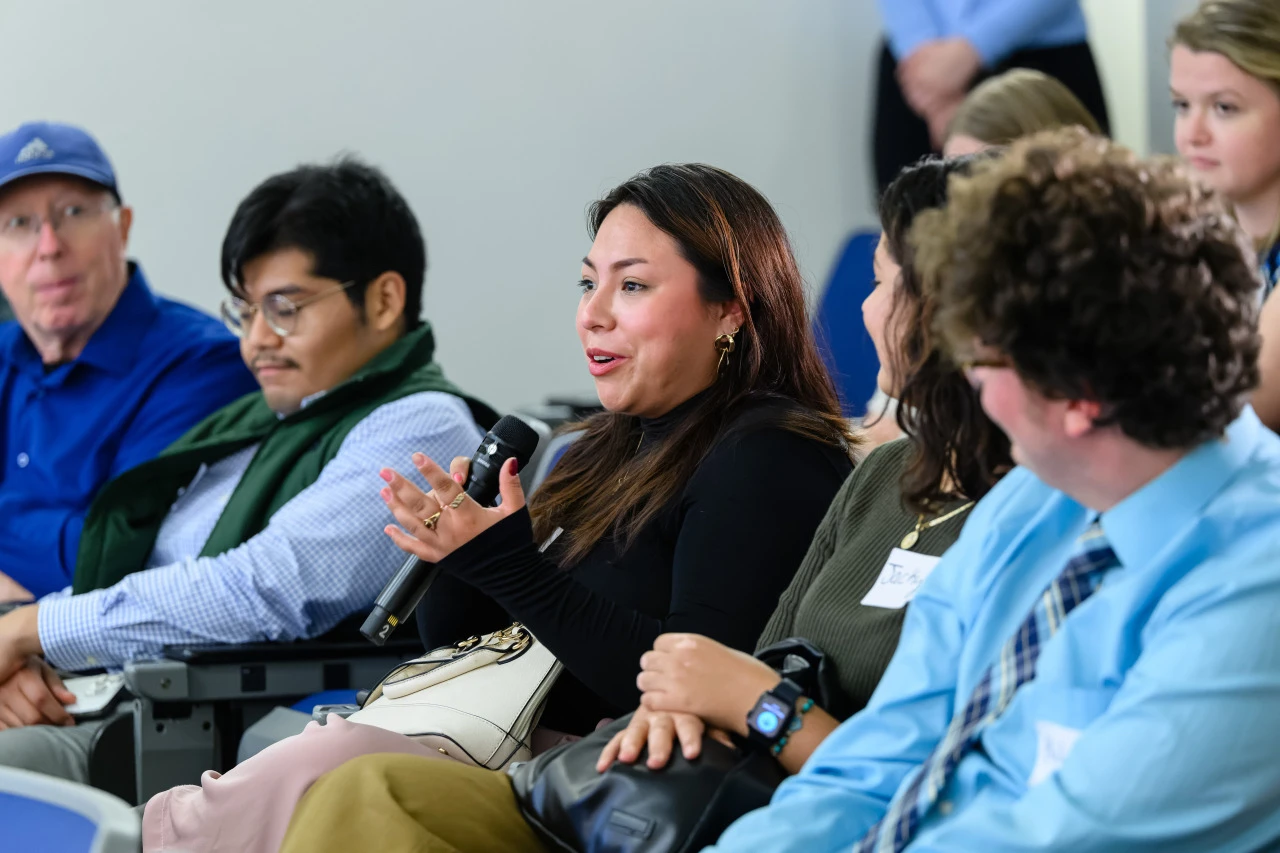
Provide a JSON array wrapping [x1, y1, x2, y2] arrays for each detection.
[[415, 396, 853, 734]]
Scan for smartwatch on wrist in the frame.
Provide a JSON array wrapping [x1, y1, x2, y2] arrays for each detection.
[[745, 678, 804, 751]]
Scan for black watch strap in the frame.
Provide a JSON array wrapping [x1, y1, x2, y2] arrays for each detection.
[[769, 678, 804, 707], [746, 678, 805, 749]]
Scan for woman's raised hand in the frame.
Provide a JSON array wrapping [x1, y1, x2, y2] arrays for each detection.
[[379, 452, 525, 563]]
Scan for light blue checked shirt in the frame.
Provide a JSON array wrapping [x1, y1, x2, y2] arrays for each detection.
[[35, 391, 484, 671], [710, 407, 1280, 853]]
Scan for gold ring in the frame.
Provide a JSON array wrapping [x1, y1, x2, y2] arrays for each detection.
[[446, 493, 467, 509], [422, 511, 443, 531]]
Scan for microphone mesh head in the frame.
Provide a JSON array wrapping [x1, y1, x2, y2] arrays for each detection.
[[491, 415, 542, 464]]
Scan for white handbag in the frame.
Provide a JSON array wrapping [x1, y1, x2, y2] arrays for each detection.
[[347, 622, 562, 770]]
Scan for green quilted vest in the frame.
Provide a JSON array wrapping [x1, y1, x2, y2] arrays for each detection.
[[72, 323, 496, 594]]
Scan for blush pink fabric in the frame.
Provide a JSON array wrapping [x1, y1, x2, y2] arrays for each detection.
[[142, 715, 447, 853]]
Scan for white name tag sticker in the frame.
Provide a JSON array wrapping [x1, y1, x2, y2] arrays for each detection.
[[860, 548, 941, 609], [1028, 721, 1083, 787]]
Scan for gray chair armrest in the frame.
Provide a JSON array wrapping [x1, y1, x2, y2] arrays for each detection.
[[115, 635, 420, 803]]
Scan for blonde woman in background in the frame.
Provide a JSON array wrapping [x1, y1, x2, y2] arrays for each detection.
[[943, 67, 1103, 156], [859, 67, 1104, 454], [1171, 0, 1280, 432]]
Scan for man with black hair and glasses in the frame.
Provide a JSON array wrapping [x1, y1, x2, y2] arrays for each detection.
[[0, 121, 257, 603], [0, 157, 495, 785]]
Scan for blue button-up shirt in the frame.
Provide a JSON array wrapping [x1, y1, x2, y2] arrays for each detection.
[[711, 408, 1280, 852], [878, 0, 1089, 67], [0, 264, 257, 598]]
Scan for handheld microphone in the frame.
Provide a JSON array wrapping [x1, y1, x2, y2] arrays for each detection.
[[361, 415, 541, 645]]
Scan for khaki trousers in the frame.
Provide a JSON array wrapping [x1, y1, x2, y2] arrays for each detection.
[[280, 753, 549, 853]]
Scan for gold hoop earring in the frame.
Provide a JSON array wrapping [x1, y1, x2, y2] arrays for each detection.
[[714, 328, 738, 372]]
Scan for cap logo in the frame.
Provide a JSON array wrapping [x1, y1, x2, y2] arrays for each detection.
[[15, 137, 55, 164]]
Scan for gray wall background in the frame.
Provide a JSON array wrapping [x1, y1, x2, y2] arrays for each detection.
[[4, 1, 1178, 411], [3, 0, 882, 411], [1147, 0, 1200, 154]]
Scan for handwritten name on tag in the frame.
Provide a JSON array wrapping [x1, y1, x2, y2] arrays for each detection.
[[860, 548, 942, 609], [1029, 721, 1083, 787]]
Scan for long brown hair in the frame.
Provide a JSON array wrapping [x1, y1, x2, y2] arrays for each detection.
[[879, 156, 1012, 512], [528, 163, 854, 564]]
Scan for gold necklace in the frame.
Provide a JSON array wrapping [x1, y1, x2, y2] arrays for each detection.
[[617, 432, 645, 487], [900, 501, 975, 550]]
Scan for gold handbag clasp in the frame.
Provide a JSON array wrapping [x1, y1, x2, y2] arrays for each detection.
[[453, 623, 531, 657]]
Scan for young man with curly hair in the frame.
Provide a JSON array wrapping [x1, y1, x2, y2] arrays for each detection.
[[710, 129, 1280, 852]]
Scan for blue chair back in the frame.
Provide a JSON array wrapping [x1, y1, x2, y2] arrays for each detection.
[[527, 430, 583, 494], [0, 766, 140, 852], [813, 231, 881, 417]]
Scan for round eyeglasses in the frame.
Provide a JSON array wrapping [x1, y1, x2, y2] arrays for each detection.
[[959, 356, 1013, 385], [220, 280, 357, 338], [0, 201, 119, 252]]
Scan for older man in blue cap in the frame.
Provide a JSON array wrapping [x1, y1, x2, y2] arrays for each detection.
[[0, 122, 256, 601]]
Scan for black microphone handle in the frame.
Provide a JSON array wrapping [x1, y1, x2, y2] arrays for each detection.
[[360, 416, 538, 646], [360, 554, 444, 645], [359, 460, 500, 645]]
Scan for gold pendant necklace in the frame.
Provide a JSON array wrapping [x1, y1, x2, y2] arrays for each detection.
[[900, 500, 975, 550]]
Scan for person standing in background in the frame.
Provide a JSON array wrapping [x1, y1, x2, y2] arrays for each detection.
[[1170, 0, 1280, 432], [873, 0, 1110, 194]]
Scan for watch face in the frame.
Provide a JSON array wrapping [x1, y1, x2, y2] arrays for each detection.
[[750, 696, 791, 736]]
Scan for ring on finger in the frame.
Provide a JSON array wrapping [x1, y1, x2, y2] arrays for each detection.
[[422, 510, 443, 531], [445, 492, 466, 510]]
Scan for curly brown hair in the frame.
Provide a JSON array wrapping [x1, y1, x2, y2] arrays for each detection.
[[913, 128, 1261, 449]]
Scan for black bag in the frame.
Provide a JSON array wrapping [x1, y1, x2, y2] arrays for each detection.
[[509, 638, 831, 853]]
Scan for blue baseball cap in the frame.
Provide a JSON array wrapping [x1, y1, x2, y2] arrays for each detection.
[[0, 121, 120, 200]]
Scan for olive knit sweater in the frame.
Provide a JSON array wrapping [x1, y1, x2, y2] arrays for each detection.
[[756, 438, 972, 721]]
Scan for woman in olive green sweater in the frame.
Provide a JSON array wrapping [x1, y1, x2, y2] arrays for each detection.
[[598, 153, 1015, 775]]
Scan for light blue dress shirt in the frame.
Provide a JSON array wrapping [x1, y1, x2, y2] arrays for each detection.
[[877, 0, 1089, 67], [35, 390, 485, 671], [710, 407, 1280, 852]]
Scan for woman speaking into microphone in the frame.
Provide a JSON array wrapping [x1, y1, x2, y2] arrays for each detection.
[[141, 163, 855, 853]]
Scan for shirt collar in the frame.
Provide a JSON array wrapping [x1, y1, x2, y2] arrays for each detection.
[[276, 388, 330, 420], [1102, 406, 1270, 570], [0, 261, 158, 376], [73, 262, 160, 376]]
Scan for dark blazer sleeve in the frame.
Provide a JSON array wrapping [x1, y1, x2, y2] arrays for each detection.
[[431, 426, 852, 710]]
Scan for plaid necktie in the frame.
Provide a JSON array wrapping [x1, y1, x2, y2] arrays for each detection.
[[854, 521, 1120, 853]]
